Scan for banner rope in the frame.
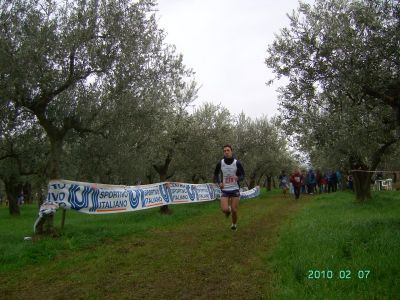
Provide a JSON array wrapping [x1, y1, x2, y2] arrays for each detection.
[[349, 170, 400, 173]]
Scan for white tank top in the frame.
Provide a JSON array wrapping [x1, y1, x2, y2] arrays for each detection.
[[221, 159, 239, 191]]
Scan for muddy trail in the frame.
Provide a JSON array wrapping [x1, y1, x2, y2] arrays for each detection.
[[0, 193, 313, 299]]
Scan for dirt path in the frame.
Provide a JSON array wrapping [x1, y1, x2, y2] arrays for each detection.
[[0, 194, 312, 299]]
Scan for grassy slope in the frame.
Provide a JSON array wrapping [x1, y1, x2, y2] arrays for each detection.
[[269, 191, 400, 300], [0, 190, 399, 299], [0, 190, 309, 299]]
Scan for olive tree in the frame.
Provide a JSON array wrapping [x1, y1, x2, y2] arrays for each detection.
[[265, 0, 400, 201], [233, 114, 295, 189], [174, 103, 234, 183], [0, 0, 197, 230], [0, 103, 47, 215]]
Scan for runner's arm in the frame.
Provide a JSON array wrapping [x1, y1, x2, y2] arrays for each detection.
[[214, 161, 222, 184], [236, 160, 245, 183]]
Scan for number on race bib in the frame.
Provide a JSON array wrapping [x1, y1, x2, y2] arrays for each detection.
[[224, 176, 236, 184]]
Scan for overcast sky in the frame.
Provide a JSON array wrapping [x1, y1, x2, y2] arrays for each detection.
[[156, 0, 308, 119]]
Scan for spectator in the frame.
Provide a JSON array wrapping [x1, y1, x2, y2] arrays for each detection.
[[301, 170, 307, 193], [328, 171, 338, 193], [336, 170, 343, 191], [347, 174, 353, 191], [322, 173, 328, 193], [316, 170, 323, 194], [307, 169, 316, 194], [290, 169, 303, 200], [17, 191, 24, 206], [278, 171, 289, 196]]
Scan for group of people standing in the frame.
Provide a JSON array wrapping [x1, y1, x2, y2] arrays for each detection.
[[279, 169, 347, 200]]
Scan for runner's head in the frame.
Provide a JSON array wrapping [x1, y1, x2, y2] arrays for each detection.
[[223, 144, 233, 158]]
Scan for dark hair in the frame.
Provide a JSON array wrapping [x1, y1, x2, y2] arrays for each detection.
[[223, 144, 233, 150]]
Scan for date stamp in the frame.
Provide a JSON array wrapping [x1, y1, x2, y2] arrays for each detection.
[[307, 269, 370, 280]]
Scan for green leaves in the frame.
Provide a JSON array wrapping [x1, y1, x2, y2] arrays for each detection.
[[266, 0, 400, 171]]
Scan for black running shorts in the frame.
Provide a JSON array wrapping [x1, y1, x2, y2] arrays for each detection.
[[221, 190, 240, 198]]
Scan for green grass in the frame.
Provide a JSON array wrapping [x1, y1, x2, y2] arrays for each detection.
[[0, 188, 274, 274], [0, 188, 297, 299], [1, 189, 399, 299], [0, 199, 219, 273], [268, 191, 400, 299]]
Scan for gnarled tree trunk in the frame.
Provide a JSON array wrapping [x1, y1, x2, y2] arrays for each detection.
[[352, 170, 372, 202], [35, 132, 64, 235], [154, 153, 173, 215], [4, 176, 21, 216]]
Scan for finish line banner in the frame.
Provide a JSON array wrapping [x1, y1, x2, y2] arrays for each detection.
[[37, 179, 260, 216]]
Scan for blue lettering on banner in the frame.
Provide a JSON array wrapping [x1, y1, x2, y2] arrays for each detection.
[[99, 191, 129, 199], [82, 186, 91, 208], [37, 181, 260, 225], [98, 200, 128, 209], [144, 190, 158, 196], [90, 188, 100, 212], [49, 183, 66, 190], [175, 194, 190, 201], [68, 185, 90, 210], [140, 194, 163, 207], [47, 192, 65, 202], [128, 189, 143, 209], [159, 184, 172, 203], [186, 185, 198, 201], [197, 192, 209, 200], [207, 184, 215, 199], [148, 196, 162, 203], [141, 194, 147, 208]]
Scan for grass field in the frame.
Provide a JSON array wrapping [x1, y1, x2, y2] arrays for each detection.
[[0, 189, 399, 299], [268, 191, 400, 299]]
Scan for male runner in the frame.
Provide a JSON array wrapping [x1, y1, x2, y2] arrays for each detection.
[[214, 144, 245, 231]]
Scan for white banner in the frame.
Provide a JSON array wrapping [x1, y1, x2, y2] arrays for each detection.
[[34, 180, 260, 232]]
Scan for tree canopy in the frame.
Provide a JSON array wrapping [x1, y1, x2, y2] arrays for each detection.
[[266, 0, 400, 200], [0, 0, 295, 222]]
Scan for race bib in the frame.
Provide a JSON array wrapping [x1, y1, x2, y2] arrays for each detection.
[[224, 176, 236, 184]]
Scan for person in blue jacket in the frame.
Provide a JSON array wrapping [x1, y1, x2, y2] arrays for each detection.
[[307, 169, 316, 194]]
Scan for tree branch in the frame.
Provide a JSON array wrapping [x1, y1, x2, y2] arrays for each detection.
[[363, 85, 399, 108], [371, 138, 399, 171], [0, 153, 16, 161]]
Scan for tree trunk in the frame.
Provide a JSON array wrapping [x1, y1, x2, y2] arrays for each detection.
[[349, 138, 398, 202], [159, 171, 171, 214], [249, 177, 256, 189], [192, 174, 200, 184], [37, 182, 47, 208], [256, 174, 264, 186], [146, 173, 154, 184], [36, 135, 63, 235], [5, 177, 20, 216], [23, 182, 32, 203], [352, 171, 372, 202], [154, 154, 172, 215], [48, 137, 62, 179], [266, 175, 272, 191]]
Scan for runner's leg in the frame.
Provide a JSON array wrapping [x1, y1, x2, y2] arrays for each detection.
[[231, 197, 239, 225], [220, 197, 229, 215]]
